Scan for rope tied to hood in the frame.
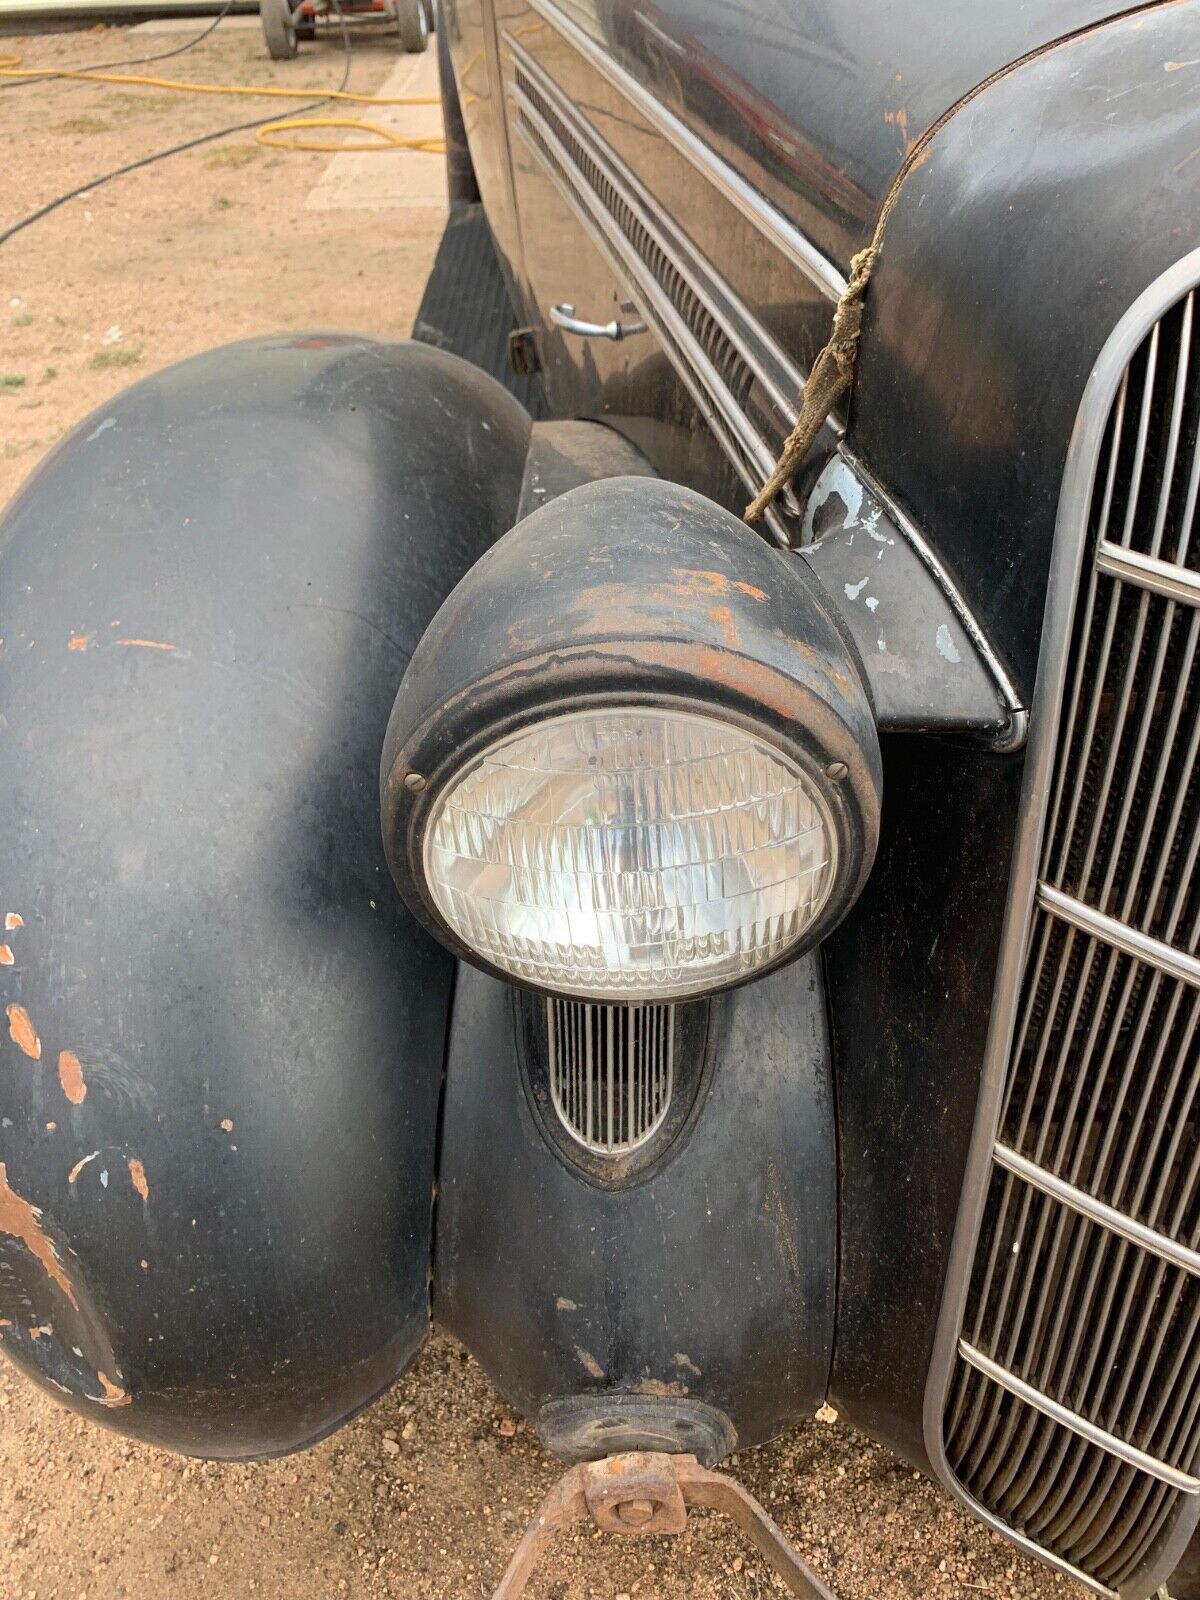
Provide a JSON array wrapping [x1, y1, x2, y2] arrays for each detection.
[[744, 244, 877, 525], [741, 2, 1170, 527]]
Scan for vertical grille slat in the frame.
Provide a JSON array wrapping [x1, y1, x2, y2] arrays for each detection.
[[548, 998, 674, 1156], [943, 283, 1200, 1592]]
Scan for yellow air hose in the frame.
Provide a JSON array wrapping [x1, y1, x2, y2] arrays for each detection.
[[0, 51, 446, 153]]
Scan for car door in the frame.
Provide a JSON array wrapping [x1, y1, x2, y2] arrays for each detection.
[[446, 0, 834, 544]]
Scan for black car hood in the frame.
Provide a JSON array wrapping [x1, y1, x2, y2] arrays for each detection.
[[601, 0, 1152, 269]]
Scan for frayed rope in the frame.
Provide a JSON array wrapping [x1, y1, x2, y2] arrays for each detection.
[[744, 244, 877, 525]]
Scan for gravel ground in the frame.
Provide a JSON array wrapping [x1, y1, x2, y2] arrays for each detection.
[[0, 21, 1086, 1600]]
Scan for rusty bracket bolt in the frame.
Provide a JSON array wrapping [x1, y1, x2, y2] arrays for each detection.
[[615, 1498, 657, 1527]]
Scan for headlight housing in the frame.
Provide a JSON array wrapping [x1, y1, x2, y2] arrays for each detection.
[[382, 477, 881, 1002]]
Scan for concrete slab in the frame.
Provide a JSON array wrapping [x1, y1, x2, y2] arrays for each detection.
[[126, 13, 260, 31], [304, 46, 446, 212]]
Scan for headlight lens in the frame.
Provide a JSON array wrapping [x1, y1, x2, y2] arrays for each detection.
[[422, 706, 837, 1000]]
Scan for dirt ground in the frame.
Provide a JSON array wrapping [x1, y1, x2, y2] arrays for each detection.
[[0, 18, 441, 508], [0, 20, 1084, 1600]]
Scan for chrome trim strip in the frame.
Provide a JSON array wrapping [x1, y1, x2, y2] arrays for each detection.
[[958, 1341, 1200, 1495], [511, 85, 795, 546], [1096, 540, 1200, 608], [993, 1142, 1200, 1279], [522, 0, 847, 305], [507, 33, 814, 441], [922, 245, 1200, 1596], [842, 447, 1027, 743], [1037, 882, 1200, 989]]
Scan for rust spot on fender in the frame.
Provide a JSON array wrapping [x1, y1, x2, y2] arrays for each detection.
[[219, 1118, 233, 1133], [667, 568, 768, 603], [96, 1371, 131, 1408], [7, 1004, 41, 1060], [884, 103, 916, 157], [58, 1050, 87, 1106], [632, 1377, 688, 1397], [707, 606, 738, 648], [0, 945, 12, 966], [68, 1151, 99, 1185], [573, 1345, 605, 1380], [5, 913, 24, 931], [128, 1159, 149, 1204], [67, 634, 91, 652], [0, 1162, 79, 1310], [116, 638, 175, 652]]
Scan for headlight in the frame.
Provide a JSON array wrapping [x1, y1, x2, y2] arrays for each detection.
[[422, 705, 837, 1000], [382, 476, 881, 1001]]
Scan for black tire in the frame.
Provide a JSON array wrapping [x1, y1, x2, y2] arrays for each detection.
[[419, 0, 435, 31], [395, 0, 429, 52], [260, 0, 298, 58]]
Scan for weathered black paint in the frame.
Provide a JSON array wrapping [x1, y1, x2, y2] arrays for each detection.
[[0, 335, 529, 1455], [434, 956, 837, 1453], [832, 0, 1200, 1475], [448, 0, 1200, 1517], [381, 476, 883, 997]]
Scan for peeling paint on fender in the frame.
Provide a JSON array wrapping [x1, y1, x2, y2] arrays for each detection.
[[58, 1050, 87, 1106], [6, 1004, 41, 1060], [573, 1345, 605, 1380], [128, 1159, 149, 1203], [935, 623, 963, 665], [96, 1371, 131, 1408], [0, 1162, 79, 1310], [706, 605, 739, 648], [67, 1151, 99, 1185]]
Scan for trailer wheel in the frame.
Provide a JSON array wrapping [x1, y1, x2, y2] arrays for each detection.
[[396, 0, 429, 52], [261, 0, 299, 58], [420, 0, 435, 31]]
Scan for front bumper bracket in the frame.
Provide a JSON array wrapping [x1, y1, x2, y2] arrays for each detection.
[[490, 1450, 839, 1599]]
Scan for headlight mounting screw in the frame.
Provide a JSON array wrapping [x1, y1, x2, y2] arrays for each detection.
[[404, 772, 427, 793], [824, 760, 848, 781]]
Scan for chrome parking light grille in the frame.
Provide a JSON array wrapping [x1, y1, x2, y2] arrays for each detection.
[[546, 999, 674, 1156], [941, 278, 1200, 1594]]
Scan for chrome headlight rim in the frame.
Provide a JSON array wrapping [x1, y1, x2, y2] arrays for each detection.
[[419, 699, 842, 1003], [386, 680, 872, 1003]]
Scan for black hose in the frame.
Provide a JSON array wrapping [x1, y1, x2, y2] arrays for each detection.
[[0, 0, 241, 93], [0, 0, 353, 252]]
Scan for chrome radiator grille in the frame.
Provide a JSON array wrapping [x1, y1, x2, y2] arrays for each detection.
[[942, 279, 1200, 1594], [547, 999, 674, 1156]]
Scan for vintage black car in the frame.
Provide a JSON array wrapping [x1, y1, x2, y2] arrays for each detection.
[[1, 1, 1198, 1596]]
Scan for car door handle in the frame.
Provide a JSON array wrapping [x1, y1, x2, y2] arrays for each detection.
[[549, 303, 646, 341]]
